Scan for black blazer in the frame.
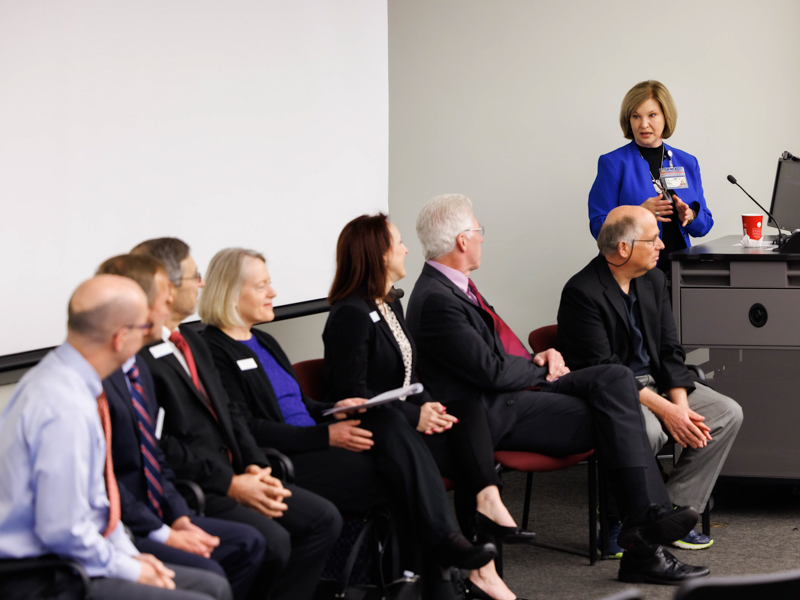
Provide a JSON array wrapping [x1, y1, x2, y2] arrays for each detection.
[[322, 294, 423, 427], [405, 263, 549, 441], [138, 325, 268, 508], [201, 325, 332, 454], [557, 255, 694, 393], [103, 360, 191, 537]]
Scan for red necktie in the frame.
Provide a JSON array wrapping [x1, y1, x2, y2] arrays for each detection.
[[168, 330, 202, 391], [467, 280, 532, 362], [97, 391, 121, 537], [168, 330, 230, 462]]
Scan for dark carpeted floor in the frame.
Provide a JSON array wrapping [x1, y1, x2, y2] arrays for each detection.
[[490, 459, 800, 600]]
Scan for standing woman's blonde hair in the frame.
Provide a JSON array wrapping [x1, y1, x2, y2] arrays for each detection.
[[619, 80, 678, 140], [199, 247, 266, 328]]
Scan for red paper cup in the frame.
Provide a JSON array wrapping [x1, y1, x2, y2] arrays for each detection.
[[742, 214, 763, 240]]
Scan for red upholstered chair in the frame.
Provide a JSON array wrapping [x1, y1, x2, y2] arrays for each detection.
[[488, 324, 607, 567]]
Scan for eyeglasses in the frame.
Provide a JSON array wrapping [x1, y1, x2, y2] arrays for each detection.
[[633, 235, 660, 245], [181, 270, 202, 283], [461, 226, 485, 237], [124, 322, 153, 332]]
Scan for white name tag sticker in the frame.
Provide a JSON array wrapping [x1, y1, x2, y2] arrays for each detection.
[[155, 407, 165, 440], [237, 358, 258, 371], [369, 311, 380, 323], [149, 343, 173, 359]]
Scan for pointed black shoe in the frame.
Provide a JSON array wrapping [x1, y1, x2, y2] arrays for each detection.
[[618, 546, 710, 585], [474, 512, 536, 545], [617, 504, 698, 551], [434, 532, 497, 570], [464, 578, 528, 600]]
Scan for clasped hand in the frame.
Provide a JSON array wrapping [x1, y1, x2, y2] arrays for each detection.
[[533, 348, 570, 382], [165, 515, 220, 558], [662, 403, 712, 449], [136, 554, 176, 588], [228, 465, 292, 518]]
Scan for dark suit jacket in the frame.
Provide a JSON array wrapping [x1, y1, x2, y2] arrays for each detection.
[[103, 360, 191, 537], [557, 255, 695, 393], [138, 325, 268, 510], [405, 263, 550, 441], [322, 294, 423, 427], [201, 325, 333, 454]]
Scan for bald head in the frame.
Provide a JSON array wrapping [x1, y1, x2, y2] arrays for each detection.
[[68, 275, 149, 344], [597, 206, 654, 256]]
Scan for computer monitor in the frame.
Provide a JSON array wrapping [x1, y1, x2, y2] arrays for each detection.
[[769, 154, 800, 232]]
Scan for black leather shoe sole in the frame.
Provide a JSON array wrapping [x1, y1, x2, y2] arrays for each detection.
[[474, 512, 536, 544], [618, 506, 698, 550]]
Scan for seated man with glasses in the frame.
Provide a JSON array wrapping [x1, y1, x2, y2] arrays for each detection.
[[558, 205, 742, 552]]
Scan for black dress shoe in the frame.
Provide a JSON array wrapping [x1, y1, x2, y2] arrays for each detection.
[[618, 504, 698, 551], [475, 512, 536, 545], [434, 532, 497, 570], [464, 579, 528, 600], [618, 545, 710, 585]]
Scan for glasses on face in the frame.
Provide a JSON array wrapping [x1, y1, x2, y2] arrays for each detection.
[[124, 322, 153, 333], [633, 235, 660, 246], [181, 270, 202, 283], [462, 226, 485, 237]]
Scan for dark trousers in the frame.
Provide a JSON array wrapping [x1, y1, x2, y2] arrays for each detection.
[[423, 399, 502, 535], [491, 364, 671, 519], [134, 516, 266, 600], [206, 484, 341, 600]]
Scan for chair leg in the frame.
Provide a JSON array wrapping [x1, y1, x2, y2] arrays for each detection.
[[598, 456, 609, 560], [702, 495, 714, 536], [521, 472, 533, 531], [588, 453, 597, 565]]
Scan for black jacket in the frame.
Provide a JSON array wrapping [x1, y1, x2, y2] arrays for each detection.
[[138, 325, 268, 509], [405, 264, 550, 441], [103, 360, 191, 537], [201, 325, 333, 454], [557, 255, 695, 393], [322, 294, 424, 427]]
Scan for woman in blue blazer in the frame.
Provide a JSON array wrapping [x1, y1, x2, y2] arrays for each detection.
[[588, 80, 714, 272]]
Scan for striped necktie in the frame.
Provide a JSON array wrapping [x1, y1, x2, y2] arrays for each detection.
[[126, 364, 164, 518], [96, 391, 121, 536], [467, 279, 533, 362]]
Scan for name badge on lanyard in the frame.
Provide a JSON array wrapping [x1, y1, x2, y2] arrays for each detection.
[[660, 166, 689, 190]]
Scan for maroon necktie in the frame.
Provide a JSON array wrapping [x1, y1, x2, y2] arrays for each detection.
[[467, 280, 532, 362]]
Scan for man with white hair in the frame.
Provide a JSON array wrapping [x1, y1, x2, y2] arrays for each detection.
[[406, 194, 709, 585], [558, 205, 742, 552], [0, 275, 231, 600]]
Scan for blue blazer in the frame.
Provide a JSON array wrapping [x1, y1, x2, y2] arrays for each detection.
[[103, 359, 191, 538], [588, 141, 714, 246]]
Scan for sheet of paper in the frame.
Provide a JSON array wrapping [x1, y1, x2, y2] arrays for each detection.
[[322, 383, 424, 416]]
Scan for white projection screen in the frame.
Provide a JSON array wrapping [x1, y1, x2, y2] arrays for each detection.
[[0, 1, 388, 360]]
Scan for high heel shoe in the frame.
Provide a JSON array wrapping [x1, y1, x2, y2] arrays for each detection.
[[433, 532, 497, 570], [475, 512, 536, 545], [464, 579, 528, 600]]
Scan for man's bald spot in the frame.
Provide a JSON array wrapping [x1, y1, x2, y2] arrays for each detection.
[[606, 204, 654, 229], [67, 275, 148, 342]]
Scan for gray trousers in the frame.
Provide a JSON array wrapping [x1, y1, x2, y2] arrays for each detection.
[[86, 564, 233, 600], [637, 376, 743, 512]]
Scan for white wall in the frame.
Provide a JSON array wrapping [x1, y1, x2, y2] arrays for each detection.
[[388, 0, 800, 342]]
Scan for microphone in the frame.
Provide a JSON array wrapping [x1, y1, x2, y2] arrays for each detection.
[[391, 287, 405, 299], [727, 174, 788, 249]]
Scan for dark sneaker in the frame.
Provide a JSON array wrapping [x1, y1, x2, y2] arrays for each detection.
[[618, 546, 710, 585], [618, 504, 698, 551], [598, 521, 624, 559], [672, 528, 714, 550]]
